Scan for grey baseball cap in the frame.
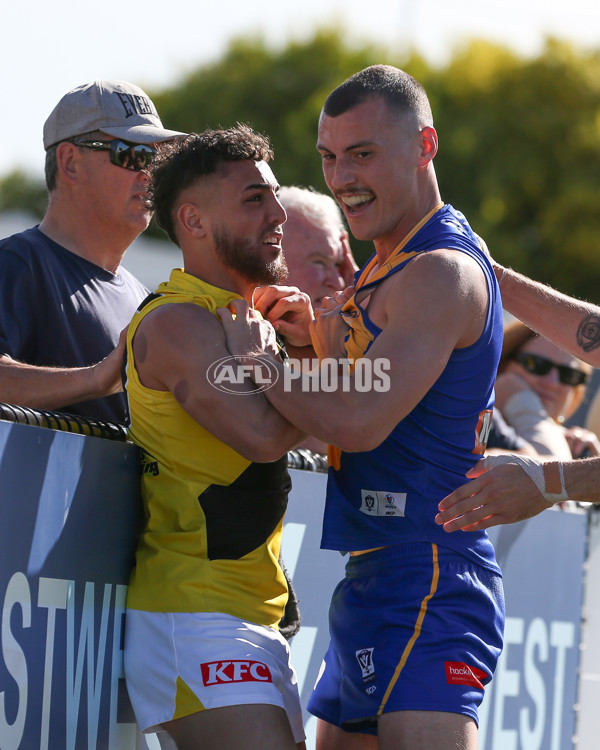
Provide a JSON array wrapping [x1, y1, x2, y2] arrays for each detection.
[[43, 79, 185, 149]]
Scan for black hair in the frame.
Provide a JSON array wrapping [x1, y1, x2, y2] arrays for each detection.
[[149, 124, 274, 245], [323, 65, 433, 126]]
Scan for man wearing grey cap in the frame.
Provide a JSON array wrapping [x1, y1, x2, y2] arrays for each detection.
[[0, 80, 184, 423]]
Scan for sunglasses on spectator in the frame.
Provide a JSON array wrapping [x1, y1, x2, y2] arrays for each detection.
[[71, 139, 155, 171], [513, 352, 588, 386]]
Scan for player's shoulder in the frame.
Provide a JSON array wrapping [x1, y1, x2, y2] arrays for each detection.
[[137, 298, 219, 338], [390, 247, 484, 290]]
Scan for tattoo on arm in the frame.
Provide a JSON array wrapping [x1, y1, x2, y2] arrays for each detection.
[[577, 314, 600, 352]]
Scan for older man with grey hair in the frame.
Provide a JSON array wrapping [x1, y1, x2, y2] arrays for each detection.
[[279, 186, 358, 310], [278, 186, 358, 454], [0, 80, 184, 423]]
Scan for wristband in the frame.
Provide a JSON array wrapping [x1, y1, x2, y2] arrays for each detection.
[[482, 454, 568, 505]]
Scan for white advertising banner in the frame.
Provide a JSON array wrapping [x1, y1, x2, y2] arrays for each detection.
[[0, 422, 588, 749]]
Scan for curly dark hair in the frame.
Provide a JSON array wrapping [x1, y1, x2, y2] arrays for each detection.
[[149, 124, 274, 245]]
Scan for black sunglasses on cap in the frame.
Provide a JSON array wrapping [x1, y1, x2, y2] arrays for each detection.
[[513, 352, 588, 387], [71, 139, 155, 171]]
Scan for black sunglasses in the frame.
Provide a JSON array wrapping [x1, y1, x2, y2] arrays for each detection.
[[514, 352, 588, 386], [71, 139, 155, 171]]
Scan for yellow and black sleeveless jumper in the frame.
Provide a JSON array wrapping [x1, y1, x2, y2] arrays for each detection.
[[124, 269, 290, 628]]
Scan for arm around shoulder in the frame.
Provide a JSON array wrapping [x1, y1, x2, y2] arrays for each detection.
[[130, 302, 306, 462]]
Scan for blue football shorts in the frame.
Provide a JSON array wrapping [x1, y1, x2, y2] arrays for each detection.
[[307, 542, 505, 735]]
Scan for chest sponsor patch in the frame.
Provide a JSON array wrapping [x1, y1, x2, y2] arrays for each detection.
[[200, 660, 273, 686], [359, 489, 406, 517], [444, 661, 487, 689]]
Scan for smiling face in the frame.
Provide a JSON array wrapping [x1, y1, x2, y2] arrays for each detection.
[[317, 95, 436, 256], [505, 336, 589, 422]]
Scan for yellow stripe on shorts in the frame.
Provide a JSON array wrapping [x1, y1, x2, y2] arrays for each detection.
[[377, 543, 440, 717]]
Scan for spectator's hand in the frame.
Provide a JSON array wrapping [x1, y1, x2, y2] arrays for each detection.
[[435, 455, 550, 531], [252, 285, 314, 347], [218, 299, 278, 359], [564, 425, 600, 458], [92, 326, 129, 397]]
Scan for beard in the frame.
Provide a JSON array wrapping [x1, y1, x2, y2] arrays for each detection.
[[213, 226, 288, 285]]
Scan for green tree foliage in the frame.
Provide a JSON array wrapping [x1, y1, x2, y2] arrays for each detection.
[[150, 30, 384, 262], [152, 31, 380, 190], [423, 38, 600, 302], [0, 170, 47, 218], [2, 32, 600, 300]]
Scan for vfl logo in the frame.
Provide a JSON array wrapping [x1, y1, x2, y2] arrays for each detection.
[[201, 660, 273, 685], [207, 356, 279, 394], [355, 647, 376, 686], [360, 489, 406, 517]]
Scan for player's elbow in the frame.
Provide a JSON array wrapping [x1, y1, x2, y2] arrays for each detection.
[[326, 414, 389, 453], [335, 433, 383, 453], [244, 444, 287, 463], [236, 433, 290, 463]]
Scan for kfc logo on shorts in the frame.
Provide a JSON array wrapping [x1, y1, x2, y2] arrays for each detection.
[[201, 660, 273, 686], [444, 661, 487, 689]]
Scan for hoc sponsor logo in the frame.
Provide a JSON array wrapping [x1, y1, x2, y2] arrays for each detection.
[[200, 660, 273, 686], [206, 356, 280, 394], [444, 661, 487, 689]]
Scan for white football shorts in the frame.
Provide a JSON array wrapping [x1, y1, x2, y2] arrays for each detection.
[[124, 610, 305, 742]]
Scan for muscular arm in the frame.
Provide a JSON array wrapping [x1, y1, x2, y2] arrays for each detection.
[[0, 245, 129, 411], [0, 329, 127, 411], [497, 265, 600, 367], [436, 455, 600, 532], [132, 302, 306, 462], [222, 250, 490, 451]]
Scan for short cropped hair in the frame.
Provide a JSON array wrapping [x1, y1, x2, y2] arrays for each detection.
[[44, 129, 106, 192], [323, 65, 433, 127], [278, 186, 346, 233], [149, 124, 274, 245]]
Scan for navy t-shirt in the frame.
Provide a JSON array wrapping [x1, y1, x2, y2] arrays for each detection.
[[0, 226, 148, 423]]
